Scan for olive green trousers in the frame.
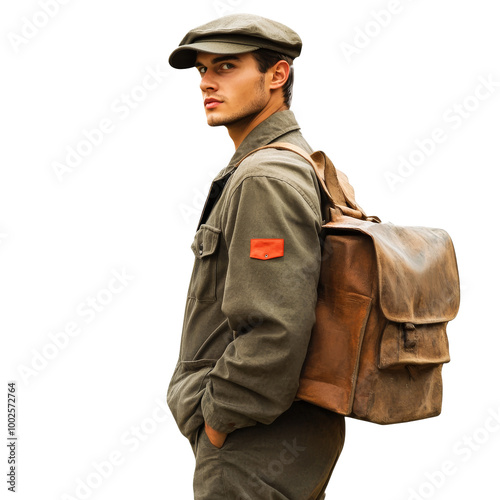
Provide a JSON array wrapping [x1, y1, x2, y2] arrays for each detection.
[[193, 401, 345, 500]]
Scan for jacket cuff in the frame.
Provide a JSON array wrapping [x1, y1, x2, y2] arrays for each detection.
[[201, 385, 255, 434]]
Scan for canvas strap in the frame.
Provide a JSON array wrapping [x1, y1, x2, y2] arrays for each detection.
[[236, 142, 380, 223]]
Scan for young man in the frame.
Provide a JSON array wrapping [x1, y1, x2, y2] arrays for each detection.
[[167, 14, 345, 499]]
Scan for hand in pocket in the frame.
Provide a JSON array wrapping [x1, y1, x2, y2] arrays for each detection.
[[205, 422, 227, 449]]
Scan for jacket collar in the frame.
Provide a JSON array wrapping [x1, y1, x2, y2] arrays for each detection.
[[215, 110, 301, 179], [197, 110, 303, 229]]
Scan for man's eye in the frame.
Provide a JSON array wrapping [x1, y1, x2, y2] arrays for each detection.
[[199, 67, 207, 75], [220, 63, 234, 70]]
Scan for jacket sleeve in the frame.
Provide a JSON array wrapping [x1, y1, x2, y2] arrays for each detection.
[[200, 167, 322, 434]]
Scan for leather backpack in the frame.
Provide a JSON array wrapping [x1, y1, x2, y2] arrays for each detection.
[[249, 142, 460, 424]]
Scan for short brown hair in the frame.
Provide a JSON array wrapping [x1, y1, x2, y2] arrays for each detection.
[[252, 48, 294, 108]]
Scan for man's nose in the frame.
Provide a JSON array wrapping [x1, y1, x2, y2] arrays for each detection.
[[200, 70, 218, 92]]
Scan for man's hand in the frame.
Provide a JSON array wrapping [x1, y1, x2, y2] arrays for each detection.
[[204, 422, 228, 448]]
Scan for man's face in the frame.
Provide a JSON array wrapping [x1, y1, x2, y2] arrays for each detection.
[[195, 52, 269, 127]]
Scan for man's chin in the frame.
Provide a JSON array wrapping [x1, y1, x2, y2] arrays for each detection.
[[206, 113, 229, 127], [206, 119, 224, 127], [206, 112, 254, 128]]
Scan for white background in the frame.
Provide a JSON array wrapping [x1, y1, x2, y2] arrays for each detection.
[[1, 0, 499, 499]]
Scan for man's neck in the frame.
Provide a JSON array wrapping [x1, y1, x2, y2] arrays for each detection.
[[227, 103, 289, 150]]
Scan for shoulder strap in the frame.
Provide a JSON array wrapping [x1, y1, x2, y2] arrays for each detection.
[[236, 141, 380, 223]]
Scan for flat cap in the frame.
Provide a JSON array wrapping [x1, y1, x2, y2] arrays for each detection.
[[169, 14, 302, 69]]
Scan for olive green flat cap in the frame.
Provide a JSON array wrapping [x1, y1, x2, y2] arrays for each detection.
[[169, 14, 302, 69]]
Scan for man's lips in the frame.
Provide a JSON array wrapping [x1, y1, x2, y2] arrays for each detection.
[[204, 98, 222, 109]]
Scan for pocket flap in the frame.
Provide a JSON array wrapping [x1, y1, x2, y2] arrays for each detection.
[[191, 224, 221, 259], [378, 321, 450, 369]]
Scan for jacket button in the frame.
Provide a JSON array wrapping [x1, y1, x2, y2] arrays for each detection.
[[199, 243, 203, 255]]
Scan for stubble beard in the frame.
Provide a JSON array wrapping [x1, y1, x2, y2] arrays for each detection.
[[206, 75, 268, 128]]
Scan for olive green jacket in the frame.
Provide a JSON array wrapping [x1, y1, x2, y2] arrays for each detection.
[[167, 110, 322, 445]]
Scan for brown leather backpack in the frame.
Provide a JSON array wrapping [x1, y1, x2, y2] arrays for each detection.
[[254, 142, 460, 424]]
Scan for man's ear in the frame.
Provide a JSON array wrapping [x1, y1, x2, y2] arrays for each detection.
[[269, 60, 290, 90]]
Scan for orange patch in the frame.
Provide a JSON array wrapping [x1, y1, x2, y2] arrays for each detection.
[[250, 239, 284, 260]]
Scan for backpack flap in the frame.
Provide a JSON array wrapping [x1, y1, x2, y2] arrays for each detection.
[[325, 217, 460, 324], [369, 223, 460, 325]]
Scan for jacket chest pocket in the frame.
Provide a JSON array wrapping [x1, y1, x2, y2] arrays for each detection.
[[188, 224, 221, 302]]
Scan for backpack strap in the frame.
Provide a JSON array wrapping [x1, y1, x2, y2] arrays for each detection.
[[236, 141, 380, 223]]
